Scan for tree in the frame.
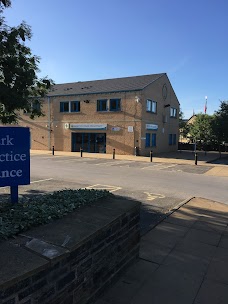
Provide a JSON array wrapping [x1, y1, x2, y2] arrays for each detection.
[[0, 0, 53, 124], [212, 101, 228, 145], [188, 113, 214, 147]]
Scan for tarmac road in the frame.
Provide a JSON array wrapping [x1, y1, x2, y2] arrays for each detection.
[[1, 154, 227, 233]]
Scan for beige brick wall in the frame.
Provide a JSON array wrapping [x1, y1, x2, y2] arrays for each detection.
[[18, 75, 179, 155]]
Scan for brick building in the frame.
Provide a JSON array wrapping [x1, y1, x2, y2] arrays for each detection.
[[20, 73, 179, 156]]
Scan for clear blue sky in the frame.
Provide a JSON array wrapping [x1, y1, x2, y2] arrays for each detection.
[[3, 0, 228, 118]]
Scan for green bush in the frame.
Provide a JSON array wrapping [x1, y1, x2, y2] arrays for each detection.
[[0, 189, 112, 240]]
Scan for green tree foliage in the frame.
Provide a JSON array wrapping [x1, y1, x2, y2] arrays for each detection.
[[188, 114, 214, 144], [0, 0, 53, 124], [179, 109, 190, 140], [212, 101, 228, 144]]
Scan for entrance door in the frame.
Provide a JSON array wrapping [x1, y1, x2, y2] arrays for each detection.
[[72, 133, 106, 153]]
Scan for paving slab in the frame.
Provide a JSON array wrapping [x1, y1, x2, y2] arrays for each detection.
[[164, 209, 198, 227], [140, 239, 172, 264], [206, 247, 228, 285], [194, 279, 228, 304], [142, 222, 189, 249], [219, 235, 228, 249], [184, 227, 221, 246], [131, 265, 203, 304], [101, 260, 158, 304], [163, 249, 210, 276]]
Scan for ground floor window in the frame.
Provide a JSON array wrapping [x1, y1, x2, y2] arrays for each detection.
[[72, 132, 106, 153], [169, 134, 176, 145], [146, 133, 157, 147]]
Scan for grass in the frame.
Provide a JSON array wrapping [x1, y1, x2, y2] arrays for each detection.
[[0, 189, 112, 240]]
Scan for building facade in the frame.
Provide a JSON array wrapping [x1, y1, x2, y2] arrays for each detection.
[[19, 73, 180, 156]]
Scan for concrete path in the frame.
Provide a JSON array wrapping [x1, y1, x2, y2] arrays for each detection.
[[95, 197, 228, 304]]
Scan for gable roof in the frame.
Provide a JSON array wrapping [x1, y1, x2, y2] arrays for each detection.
[[48, 73, 165, 97]]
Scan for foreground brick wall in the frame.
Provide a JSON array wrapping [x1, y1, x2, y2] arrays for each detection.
[[0, 198, 140, 304]]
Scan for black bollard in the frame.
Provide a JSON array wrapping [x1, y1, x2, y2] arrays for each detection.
[[113, 148, 115, 159], [150, 150, 153, 162], [80, 147, 83, 157], [52, 146, 54, 156], [195, 152, 198, 165]]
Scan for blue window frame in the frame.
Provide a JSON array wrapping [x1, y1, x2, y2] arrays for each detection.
[[173, 134, 176, 145], [110, 99, 121, 111], [146, 133, 150, 147], [60, 102, 69, 112], [71, 101, 80, 112], [97, 99, 107, 112], [169, 134, 173, 145], [152, 134, 156, 147]]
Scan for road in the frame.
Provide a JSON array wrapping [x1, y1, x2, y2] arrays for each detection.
[[1, 154, 227, 233]]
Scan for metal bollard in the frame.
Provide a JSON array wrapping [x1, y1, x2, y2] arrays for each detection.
[[195, 152, 198, 165], [52, 146, 54, 156], [80, 147, 83, 157], [150, 150, 153, 162], [134, 146, 138, 156], [113, 148, 115, 159]]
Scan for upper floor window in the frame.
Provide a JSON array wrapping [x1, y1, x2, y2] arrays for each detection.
[[97, 99, 108, 112], [146, 99, 157, 113], [170, 107, 177, 118], [110, 98, 121, 111], [71, 101, 80, 112], [60, 101, 80, 113]]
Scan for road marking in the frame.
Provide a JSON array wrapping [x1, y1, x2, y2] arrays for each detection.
[[30, 178, 53, 184], [94, 161, 132, 166], [85, 184, 122, 192], [142, 164, 176, 170], [0, 178, 53, 192], [144, 192, 165, 201]]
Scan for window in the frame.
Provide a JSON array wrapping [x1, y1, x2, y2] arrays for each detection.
[[97, 99, 107, 112], [71, 101, 80, 112], [31, 101, 41, 112], [146, 133, 150, 147], [146, 100, 157, 113], [60, 102, 69, 112], [146, 133, 157, 147], [169, 134, 176, 145], [169, 134, 173, 145], [152, 134, 156, 147], [60, 101, 80, 113], [170, 107, 177, 118], [110, 98, 121, 111]]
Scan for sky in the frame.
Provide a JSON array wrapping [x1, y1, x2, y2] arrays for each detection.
[[3, 0, 228, 118]]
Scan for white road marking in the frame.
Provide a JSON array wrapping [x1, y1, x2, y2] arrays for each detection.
[[94, 161, 132, 166], [142, 164, 176, 170], [30, 178, 53, 184]]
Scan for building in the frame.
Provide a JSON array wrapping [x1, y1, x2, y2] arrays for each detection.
[[20, 73, 179, 156]]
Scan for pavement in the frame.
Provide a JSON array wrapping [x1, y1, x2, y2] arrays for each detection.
[[29, 149, 228, 303], [95, 197, 228, 304]]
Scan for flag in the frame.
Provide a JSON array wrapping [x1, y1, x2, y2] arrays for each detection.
[[204, 96, 207, 114]]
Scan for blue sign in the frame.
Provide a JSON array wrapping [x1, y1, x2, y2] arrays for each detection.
[[0, 127, 30, 187]]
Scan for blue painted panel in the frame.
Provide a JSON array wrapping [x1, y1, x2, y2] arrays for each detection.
[[0, 127, 30, 187]]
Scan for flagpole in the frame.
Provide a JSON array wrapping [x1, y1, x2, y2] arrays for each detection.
[[204, 96, 207, 114]]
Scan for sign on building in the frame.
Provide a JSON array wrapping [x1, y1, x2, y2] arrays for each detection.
[[0, 127, 30, 202]]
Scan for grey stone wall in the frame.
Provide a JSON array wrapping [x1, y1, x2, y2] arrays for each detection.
[[0, 198, 140, 304]]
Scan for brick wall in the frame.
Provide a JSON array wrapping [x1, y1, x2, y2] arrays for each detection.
[[0, 198, 140, 304]]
